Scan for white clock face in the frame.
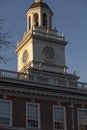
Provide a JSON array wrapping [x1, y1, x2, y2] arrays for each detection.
[[43, 46, 55, 62], [22, 50, 28, 63]]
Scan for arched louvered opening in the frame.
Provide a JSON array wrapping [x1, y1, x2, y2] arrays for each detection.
[[43, 13, 47, 28], [49, 16, 52, 29], [29, 16, 31, 30], [34, 13, 39, 26]]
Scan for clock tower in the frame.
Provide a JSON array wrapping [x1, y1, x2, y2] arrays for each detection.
[[15, 0, 67, 74]]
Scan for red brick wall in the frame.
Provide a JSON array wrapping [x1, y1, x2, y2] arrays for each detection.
[[74, 104, 82, 130], [66, 104, 72, 130], [0, 95, 87, 130], [36, 99, 54, 130], [13, 97, 26, 127]]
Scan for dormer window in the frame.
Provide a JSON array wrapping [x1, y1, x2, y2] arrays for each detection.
[[34, 13, 39, 27], [43, 13, 47, 28]]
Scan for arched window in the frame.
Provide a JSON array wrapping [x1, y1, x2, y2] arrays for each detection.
[[34, 13, 39, 26], [29, 16, 31, 30], [43, 13, 47, 28]]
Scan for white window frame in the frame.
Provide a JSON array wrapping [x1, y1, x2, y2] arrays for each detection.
[[26, 102, 40, 128], [53, 105, 66, 130], [0, 99, 12, 126], [77, 108, 87, 130]]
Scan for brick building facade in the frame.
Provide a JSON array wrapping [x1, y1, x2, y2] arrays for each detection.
[[0, 0, 87, 130]]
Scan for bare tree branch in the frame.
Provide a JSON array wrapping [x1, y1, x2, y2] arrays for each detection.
[[0, 18, 14, 63]]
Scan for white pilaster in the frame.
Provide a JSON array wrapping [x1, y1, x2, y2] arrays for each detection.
[[39, 11, 42, 27]]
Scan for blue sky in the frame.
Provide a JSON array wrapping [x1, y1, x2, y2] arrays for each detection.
[[0, 0, 87, 82]]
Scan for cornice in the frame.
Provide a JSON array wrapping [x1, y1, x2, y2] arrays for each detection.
[[15, 33, 32, 53], [0, 79, 87, 102], [32, 34, 68, 46]]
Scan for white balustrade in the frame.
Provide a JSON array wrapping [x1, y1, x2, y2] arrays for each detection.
[[0, 69, 87, 91]]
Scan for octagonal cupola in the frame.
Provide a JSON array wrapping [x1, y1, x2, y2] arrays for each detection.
[[26, 0, 53, 32]]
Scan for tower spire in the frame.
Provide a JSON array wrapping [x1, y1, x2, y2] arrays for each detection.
[[35, 0, 43, 2]]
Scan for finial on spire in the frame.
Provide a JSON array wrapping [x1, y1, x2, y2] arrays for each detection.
[[35, 0, 43, 2]]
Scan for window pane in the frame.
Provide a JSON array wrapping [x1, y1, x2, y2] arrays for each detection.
[[0, 117, 10, 125], [78, 108, 87, 130], [53, 106, 65, 130], [0, 100, 11, 126], [0, 101, 10, 115], [27, 103, 39, 128]]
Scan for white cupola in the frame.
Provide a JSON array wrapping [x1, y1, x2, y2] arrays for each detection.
[[26, 0, 53, 32]]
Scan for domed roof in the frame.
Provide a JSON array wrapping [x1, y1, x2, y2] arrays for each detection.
[[28, 1, 53, 14]]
